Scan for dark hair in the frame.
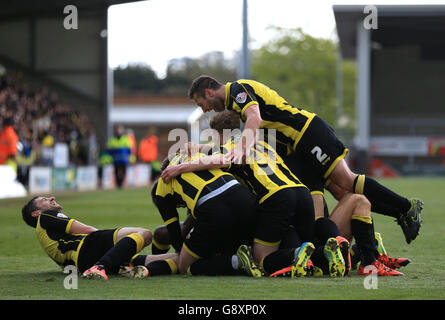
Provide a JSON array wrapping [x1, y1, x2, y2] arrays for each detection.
[[162, 153, 189, 171], [21, 196, 40, 228], [160, 157, 171, 172], [3, 117, 14, 127], [210, 110, 241, 132], [188, 75, 223, 99], [152, 155, 171, 207]]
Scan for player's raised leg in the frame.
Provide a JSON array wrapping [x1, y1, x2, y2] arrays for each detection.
[[328, 159, 422, 244]]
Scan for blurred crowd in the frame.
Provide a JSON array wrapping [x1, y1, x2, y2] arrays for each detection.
[[0, 71, 98, 185], [0, 69, 162, 189]]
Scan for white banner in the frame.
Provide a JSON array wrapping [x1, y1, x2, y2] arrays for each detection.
[[53, 143, 69, 168], [370, 136, 428, 156], [133, 164, 151, 187], [76, 166, 98, 191], [0, 165, 27, 199], [125, 165, 135, 187], [101, 164, 115, 189], [125, 164, 151, 187], [29, 167, 52, 194]]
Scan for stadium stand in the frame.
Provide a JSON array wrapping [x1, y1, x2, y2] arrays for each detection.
[[334, 5, 445, 175], [0, 66, 152, 198], [0, 70, 98, 171]]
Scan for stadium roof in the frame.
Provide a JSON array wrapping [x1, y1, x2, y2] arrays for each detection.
[[0, 0, 145, 145], [0, 0, 144, 19], [333, 5, 445, 59]]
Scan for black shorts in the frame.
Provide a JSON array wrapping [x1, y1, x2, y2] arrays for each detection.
[[284, 115, 348, 193], [184, 184, 257, 259], [288, 187, 315, 243], [76, 228, 120, 273], [254, 186, 314, 246]]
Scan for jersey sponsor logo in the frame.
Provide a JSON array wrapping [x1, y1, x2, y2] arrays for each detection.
[[57, 212, 68, 218], [235, 92, 248, 104]]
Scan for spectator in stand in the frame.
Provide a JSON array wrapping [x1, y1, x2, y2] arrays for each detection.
[[40, 130, 55, 166], [138, 126, 161, 181], [0, 116, 19, 172], [98, 149, 113, 189], [0, 71, 98, 169], [127, 128, 137, 165], [16, 126, 36, 187], [107, 125, 131, 189]]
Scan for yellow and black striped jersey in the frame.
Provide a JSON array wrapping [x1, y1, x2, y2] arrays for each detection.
[[221, 136, 306, 204], [36, 210, 86, 269], [224, 79, 316, 153], [153, 153, 238, 252], [154, 153, 235, 217]]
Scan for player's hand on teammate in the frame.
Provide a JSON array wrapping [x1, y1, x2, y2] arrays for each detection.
[[229, 146, 248, 165], [161, 165, 182, 183]]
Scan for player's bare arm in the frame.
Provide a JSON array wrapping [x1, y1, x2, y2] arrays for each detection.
[[231, 104, 262, 164], [161, 154, 230, 183], [69, 220, 98, 234], [181, 141, 213, 157]]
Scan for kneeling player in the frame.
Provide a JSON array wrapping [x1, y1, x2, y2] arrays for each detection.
[[328, 193, 404, 276], [139, 153, 263, 278], [150, 210, 195, 255]]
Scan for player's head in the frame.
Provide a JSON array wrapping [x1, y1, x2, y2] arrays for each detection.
[[161, 156, 171, 172], [210, 110, 240, 132], [210, 110, 242, 145], [21, 196, 63, 228], [163, 153, 189, 169], [152, 156, 174, 206], [188, 75, 225, 113], [153, 154, 187, 203]]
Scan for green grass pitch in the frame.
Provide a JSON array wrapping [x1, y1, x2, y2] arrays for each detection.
[[1, 177, 444, 300]]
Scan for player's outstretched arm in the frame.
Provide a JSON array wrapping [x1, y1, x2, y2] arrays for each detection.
[[161, 154, 230, 183], [181, 141, 214, 156], [231, 104, 262, 164]]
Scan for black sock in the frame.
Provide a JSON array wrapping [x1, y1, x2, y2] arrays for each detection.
[[371, 222, 379, 259], [349, 244, 361, 268], [354, 175, 411, 218], [145, 259, 177, 276], [310, 246, 330, 275], [313, 217, 340, 248], [97, 234, 142, 274], [279, 227, 302, 249], [370, 200, 402, 219], [189, 254, 239, 276], [350, 215, 376, 266], [262, 248, 295, 275], [151, 239, 170, 254], [131, 254, 147, 266], [348, 225, 380, 267]]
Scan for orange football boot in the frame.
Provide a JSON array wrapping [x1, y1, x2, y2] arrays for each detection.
[[358, 260, 404, 276], [81, 265, 109, 280]]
